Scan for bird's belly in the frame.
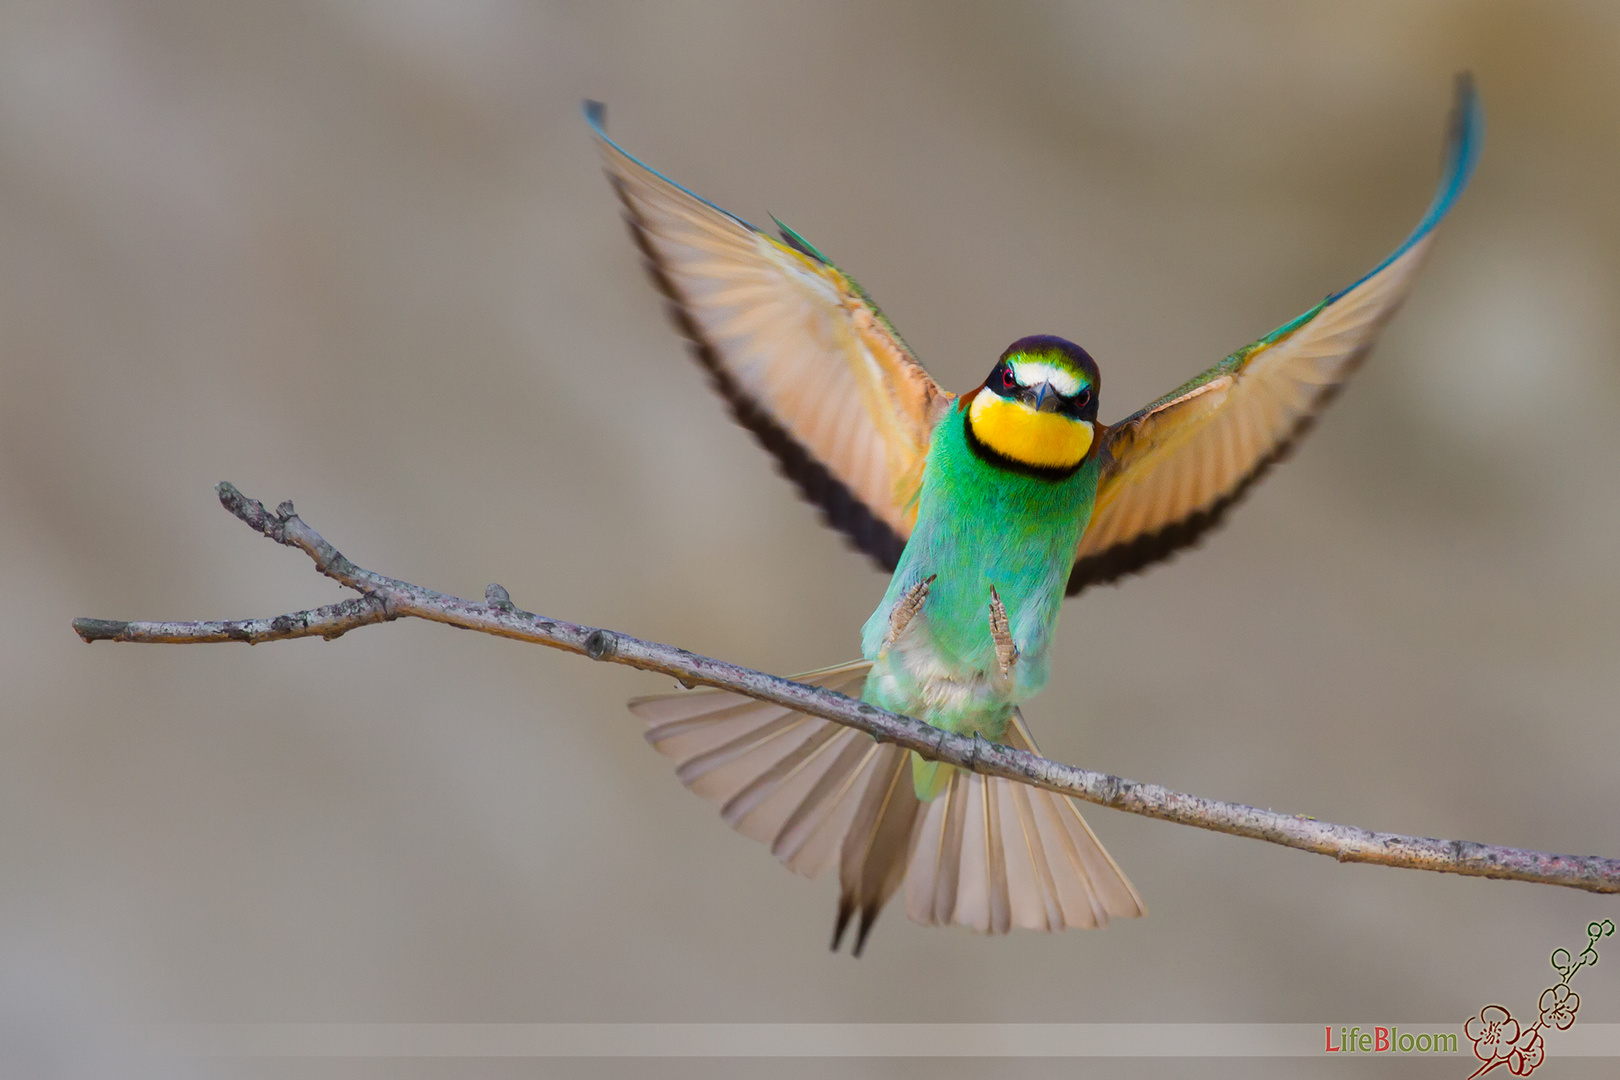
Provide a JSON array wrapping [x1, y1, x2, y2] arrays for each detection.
[[862, 631, 1016, 740]]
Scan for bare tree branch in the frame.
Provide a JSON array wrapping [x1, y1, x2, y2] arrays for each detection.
[[73, 483, 1620, 896]]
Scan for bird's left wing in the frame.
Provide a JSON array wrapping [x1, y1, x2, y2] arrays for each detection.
[[1067, 74, 1482, 595], [588, 104, 954, 570]]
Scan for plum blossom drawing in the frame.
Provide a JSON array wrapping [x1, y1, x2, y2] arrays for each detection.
[[1464, 920, 1612, 1078], [1537, 984, 1578, 1030]]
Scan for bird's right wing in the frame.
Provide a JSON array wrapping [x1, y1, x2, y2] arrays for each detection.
[[589, 104, 955, 570]]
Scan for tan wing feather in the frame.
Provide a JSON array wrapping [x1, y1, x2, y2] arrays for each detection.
[[590, 105, 953, 569], [1068, 75, 1482, 594]]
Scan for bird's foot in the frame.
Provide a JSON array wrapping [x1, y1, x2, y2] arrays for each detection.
[[884, 573, 936, 649], [988, 586, 1018, 680]]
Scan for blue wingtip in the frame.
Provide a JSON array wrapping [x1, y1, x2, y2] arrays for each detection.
[[583, 99, 607, 134], [1423, 72, 1483, 237], [1326, 73, 1483, 303]]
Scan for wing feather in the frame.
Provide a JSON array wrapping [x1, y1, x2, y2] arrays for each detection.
[[589, 104, 954, 570], [1068, 75, 1482, 594]]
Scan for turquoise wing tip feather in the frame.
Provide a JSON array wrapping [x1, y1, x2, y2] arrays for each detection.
[[770, 214, 830, 264], [1415, 71, 1484, 245], [1326, 72, 1483, 303]]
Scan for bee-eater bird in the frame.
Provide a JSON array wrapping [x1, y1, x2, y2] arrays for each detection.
[[591, 76, 1481, 955]]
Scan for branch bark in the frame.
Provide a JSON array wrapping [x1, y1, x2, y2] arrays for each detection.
[[74, 483, 1620, 896]]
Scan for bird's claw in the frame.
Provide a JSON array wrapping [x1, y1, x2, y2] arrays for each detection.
[[885, 573, 936, 649], [988, 586, 1017, 680]]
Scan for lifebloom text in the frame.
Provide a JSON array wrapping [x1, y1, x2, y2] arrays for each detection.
[[1325, 1026, 1458, 1054]]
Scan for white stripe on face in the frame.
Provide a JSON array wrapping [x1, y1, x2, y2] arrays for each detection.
[[1009, 359, 1082, 396]]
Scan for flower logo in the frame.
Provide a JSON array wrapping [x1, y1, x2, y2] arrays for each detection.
[[1464, 920, 1612, 1077], [1465, 1006, 1520, 1068], [1537, 983, 1579, 1030], [1508, 1028, 1544, 1076]]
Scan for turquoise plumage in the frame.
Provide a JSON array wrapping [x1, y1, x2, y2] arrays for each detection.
[[861, 343, 1102, 801]]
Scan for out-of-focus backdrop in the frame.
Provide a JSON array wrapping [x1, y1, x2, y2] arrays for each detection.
[[3, 3, 1619, 1078]]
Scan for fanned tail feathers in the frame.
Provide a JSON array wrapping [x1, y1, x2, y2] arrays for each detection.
[[628, 664, 1143, 953], [905, 712, 1143, 932]]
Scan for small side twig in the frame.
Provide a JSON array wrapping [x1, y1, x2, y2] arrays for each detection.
[[71, 482, 1620, 897], [72, 596, 390, 644]]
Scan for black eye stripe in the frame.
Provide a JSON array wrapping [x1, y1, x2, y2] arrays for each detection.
[[987, 361, 1099, 419]]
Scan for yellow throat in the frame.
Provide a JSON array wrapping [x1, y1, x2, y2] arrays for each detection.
[[967, 391, 1093, 470]]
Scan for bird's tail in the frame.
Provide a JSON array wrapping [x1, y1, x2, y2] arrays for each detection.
[[903, 710, 1144, 933], [629, 663, 1143, 953]]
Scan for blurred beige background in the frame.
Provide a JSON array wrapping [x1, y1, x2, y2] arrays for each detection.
[[3, 2, 1619, 1077]]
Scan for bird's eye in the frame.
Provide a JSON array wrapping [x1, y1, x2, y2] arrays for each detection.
[[998, 367, 1017, 390], [1073, 387, 1091, 409]]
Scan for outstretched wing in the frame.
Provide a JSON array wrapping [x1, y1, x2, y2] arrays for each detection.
[[1068, 74, 1483, 595], [589, 103, 954, 570]]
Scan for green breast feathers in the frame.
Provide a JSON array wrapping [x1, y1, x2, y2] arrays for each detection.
[[860, 402, 1101, 743]]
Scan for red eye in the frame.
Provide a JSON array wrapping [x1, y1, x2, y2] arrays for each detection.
[[1075, 387, 1091, 408], [999, 367, 1016, 390]]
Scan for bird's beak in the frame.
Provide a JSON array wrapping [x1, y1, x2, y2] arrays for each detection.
[[1030, 382, 1063, 413]]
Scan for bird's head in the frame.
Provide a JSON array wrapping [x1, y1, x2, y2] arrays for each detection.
[[965, 335, 1100, 474]]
